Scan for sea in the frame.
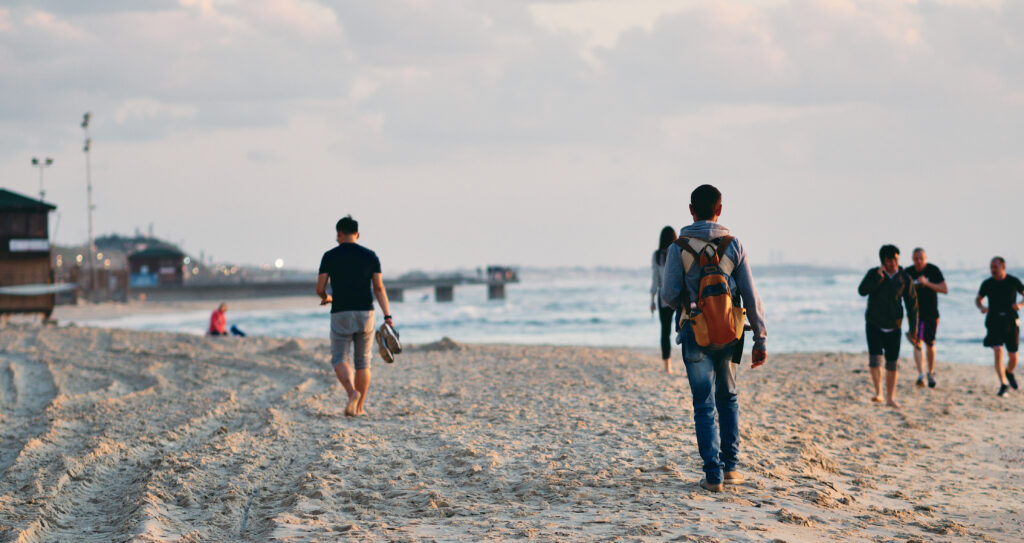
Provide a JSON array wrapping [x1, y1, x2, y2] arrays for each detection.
[[79, 267, 1003, 366]]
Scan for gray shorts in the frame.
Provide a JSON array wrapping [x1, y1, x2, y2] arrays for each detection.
[[330, 310, 375, 370]]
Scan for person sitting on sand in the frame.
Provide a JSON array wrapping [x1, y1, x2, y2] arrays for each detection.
[[906, 248, 947, 388], [208, 303, 245, 337], [857, 245, 919, 409], [660, 184, 768, 493], [975, 256, 1024, 397], [651, 225, 677, 374], [316, 215, 394, 417]]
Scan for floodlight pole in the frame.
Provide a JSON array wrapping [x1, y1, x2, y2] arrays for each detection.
[[31, 157, 53, 201], [82, 113, 97, 293]]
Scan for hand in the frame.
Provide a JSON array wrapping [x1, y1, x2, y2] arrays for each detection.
[[980, 306, 989, 314], [877, 267, 885, 277], [751, 348, 767, 368], [906, 331, 920, 347], [650, 302, 657, 313], [918, 276, 930, 286], [1014, 303, 1022, 312], [319, 295, 332, 306], [385, 316, 394, 326]]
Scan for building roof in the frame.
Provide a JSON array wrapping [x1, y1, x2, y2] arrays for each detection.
[[0, 188, 57, 211], [129, 246, 186, 259]]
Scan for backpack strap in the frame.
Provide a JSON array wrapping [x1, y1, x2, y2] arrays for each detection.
[[715, 236, 734, 261], [714, 236, 736, 276], [674, 237, 701, 259]]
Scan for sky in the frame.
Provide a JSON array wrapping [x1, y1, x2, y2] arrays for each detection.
[[2, 0, 1022, 273]]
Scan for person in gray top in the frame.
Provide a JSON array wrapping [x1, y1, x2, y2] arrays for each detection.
[[651, 225, 677, 374], [660, 184, 767, 492]]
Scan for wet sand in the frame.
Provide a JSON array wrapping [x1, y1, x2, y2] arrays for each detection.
[[0, 323, 1021, 541]]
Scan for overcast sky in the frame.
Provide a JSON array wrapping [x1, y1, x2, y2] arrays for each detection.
[[2, 0, 1021, 273]]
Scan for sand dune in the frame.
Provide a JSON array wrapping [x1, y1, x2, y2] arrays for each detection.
[[1, 323, 1021, 541]]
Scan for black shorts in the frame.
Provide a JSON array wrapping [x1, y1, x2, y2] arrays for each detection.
[[866, 323, 900, 371], [984, 314, 1020, 353], [916, 319, 938, 346]]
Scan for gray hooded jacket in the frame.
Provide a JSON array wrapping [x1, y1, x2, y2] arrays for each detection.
[[659, 221, 767, 350]]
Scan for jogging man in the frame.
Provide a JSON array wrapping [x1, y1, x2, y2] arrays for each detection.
[[316, 215, 394, 416], [906, 248, 947, 388], [858, 245, 919, 409], [660, 184, 767, 493], [976, 256, 1024, 397]]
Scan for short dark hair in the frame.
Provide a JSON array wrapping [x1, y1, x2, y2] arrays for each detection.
[[912, 247, 925, 255], [690, 184, 722, 220], [992, 256, 1006, 266], [336, 215, 358, 234], [878, 244, 900, 263]]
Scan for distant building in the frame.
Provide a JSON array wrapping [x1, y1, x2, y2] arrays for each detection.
[[0, 188, 57, 317], [129, 246, 187, 286]]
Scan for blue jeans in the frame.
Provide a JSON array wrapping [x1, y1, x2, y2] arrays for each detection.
[[681, 323, 739, 484]]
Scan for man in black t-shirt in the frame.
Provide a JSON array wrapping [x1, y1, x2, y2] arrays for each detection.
[[316, 215, 394, 416], [906, 248, 947, 389], [976, 256, 1024, 397]]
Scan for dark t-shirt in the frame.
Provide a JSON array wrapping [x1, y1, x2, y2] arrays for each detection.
[[978, 274, 1024, 317], [318, 243, 381, 313], [906, 263, 945, 320]]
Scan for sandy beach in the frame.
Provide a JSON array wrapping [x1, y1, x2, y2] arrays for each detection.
[[0, 323, 1021, 542]]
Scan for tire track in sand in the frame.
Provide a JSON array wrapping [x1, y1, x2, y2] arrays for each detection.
[[0, 353, 59, 477], [10, 369, 313, 542]]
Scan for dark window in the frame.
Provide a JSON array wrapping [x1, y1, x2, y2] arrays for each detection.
[[1, 213, 28, 237], [27, 213, 47, 238]]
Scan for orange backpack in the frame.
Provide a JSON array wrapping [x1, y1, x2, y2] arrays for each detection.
[[674, 236, 746, 350]]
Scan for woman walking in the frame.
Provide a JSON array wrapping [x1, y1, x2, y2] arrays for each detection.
[[651, 226, 677, 374]]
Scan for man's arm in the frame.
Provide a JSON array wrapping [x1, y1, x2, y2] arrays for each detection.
[[659, 244, 684, 310], [372, 273, 393, 324], [917, 276, 948, 294], [731, 240, 767, 366], [316, 273, 331, 305], [976, 295, 988, 314], [858, 268, 883, 296], [903, 277, 920, 344], [1015, 281, 1024, 312]]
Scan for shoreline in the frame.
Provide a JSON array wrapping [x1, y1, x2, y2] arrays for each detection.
[[1, 324, 1021, 541], [53, 297, 996, 367]]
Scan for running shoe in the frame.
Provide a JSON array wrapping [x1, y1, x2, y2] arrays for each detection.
[[998, 384, 1009, 397], [915, 376, 925, 388], [927, 373, 936, 388], [1007, 372, 1019, 390]]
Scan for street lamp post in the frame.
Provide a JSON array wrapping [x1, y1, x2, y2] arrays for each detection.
[[82, 112, 97, 293], [31, 157, 54, 201]]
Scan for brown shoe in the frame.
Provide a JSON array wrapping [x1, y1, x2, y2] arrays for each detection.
[[699, 478, 724, 492], [723, 471, 745, 484]]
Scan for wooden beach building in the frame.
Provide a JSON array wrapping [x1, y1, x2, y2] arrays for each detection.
[[128, 246, 187, 287], [0, 188, 57, 318]]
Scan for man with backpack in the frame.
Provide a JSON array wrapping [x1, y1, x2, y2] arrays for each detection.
[[660, 184, 768, 493], [857, 245, 919, 409]]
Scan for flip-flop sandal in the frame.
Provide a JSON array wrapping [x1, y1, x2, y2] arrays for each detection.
[[345, 391, 361, 417], [376, 330, 395, 363]]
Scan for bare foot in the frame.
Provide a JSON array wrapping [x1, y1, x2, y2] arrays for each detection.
[[345, 391, 361, 417], [871, 395, 883, 403], [886, 400, 901, 409]]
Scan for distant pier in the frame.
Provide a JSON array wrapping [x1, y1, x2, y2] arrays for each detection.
[[130, 266, 519, 303]]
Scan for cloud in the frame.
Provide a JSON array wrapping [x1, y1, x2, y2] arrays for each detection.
[[0, 0, 1022, 268]]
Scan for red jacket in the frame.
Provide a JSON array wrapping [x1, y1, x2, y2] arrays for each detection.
[[209, 310, 227, 335]]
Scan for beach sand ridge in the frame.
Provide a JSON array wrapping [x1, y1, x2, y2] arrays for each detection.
[[0, 324, 1021, 541]]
